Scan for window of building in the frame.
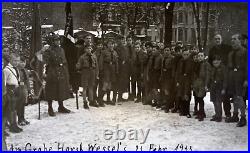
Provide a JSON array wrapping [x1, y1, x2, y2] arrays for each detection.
[[191, 28, 196, 44], [185, 28, 188, 42], [185, 12, 188, 24], [178, 12, 183, 23], [172, 28, 176, 41], [178, 28, 183, 41], [173, 13, 177, 25]]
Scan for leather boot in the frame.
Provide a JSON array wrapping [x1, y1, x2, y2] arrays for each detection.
[[225, 113, 239, 123], [237, 117, 247, 127], [89, 100, 99, 107], [48, 101, 55, 116], [83, 101, 89, 109], [48, 107, 55, 116], [98, 91, 105, 107], [98, 101, 105, 107], [58, 101, 71, 113], [106, 91, 111, 104], [110, 95, 116, 105], [9, 112, 23, 133], [9, 124, 23, 133], [198, 112, 206, 121]]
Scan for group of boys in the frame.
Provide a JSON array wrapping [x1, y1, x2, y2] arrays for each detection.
[[2, 50, 31, 150], [75, 33, 247, 127]]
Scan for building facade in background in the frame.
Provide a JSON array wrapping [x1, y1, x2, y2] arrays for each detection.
[[2, 2, 248, 45]]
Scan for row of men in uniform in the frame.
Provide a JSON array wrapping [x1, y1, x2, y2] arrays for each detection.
[[76, 33, 247, 128]]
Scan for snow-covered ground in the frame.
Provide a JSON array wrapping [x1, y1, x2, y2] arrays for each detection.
[[6, 93, 248, 151]]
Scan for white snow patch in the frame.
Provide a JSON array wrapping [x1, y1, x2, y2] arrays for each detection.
[[6, 93, 248, 151]]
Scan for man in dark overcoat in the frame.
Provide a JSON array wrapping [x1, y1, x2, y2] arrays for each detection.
[[225, 34, 248, 127], [208, 34, 232, 119], [43, 32, 71, 116]]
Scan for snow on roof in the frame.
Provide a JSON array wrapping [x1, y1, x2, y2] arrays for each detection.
[[54, 29, 119, 38], [75, 29, 114, 38], [54, 29, 65, 36], [135, 34, 146, 38], [2, 26, 14, 29], [42, 25, 53, 28], [26, 25, 54, 30], [54, 29, 81, 36], [102, 23, 121, 27]]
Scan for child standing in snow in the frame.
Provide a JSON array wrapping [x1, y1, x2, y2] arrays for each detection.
[[98, 39, 119, 105], [209, 55, 227, 122], [76, 44, 99, 109], [192, 52, 210, 121], [16, 57, 31, 126]]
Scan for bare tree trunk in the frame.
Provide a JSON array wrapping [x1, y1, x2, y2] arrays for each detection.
[[203, 3, 210, 51], [164, 2, 175, 46], [192, 2, 202, 52]]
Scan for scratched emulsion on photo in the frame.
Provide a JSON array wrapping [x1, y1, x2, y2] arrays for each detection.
[[2, 2, 248, 151]]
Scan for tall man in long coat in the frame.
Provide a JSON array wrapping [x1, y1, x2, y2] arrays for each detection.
[[225, 34, 248, 127], [208, 34, 232, 119], [43, 32, 71, 116]]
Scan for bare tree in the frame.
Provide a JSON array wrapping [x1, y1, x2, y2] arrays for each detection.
[[203, 3, 209, 50], [164, 2, 175, 46], [191, 2, 202, 51]]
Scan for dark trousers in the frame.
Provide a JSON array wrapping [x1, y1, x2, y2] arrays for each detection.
[[94, 78, 103, 101], [2, 96, 8, 151], [128, 74, 136, 99], [243, 88, 248, 107], [213, 100, 222, 119], [48, 100, 63, 108], [233, 96, 246, 117], [223, 94, 232, 117], [180, 99, 191, 115], [173, 96, 180, 110], [172, 85, 180, 110], [2, 116, 7, 150], [194, 96, 205, 115], [6, 85, 19, 127], [16, 86, 27, 121], [142, 79, 149, 104], [135, 73, 143, 99], [162, 94, 171, 109]]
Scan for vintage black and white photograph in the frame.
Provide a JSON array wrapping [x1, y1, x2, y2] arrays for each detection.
[[2, 2, 248, 151]]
